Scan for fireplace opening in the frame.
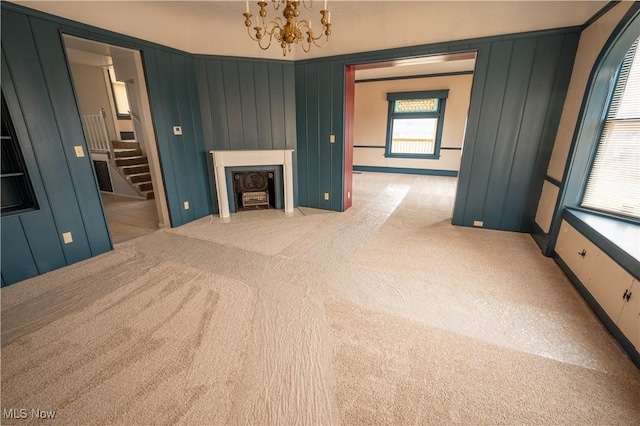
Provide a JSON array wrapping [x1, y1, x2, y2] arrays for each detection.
[[232, 170, 277, 211]]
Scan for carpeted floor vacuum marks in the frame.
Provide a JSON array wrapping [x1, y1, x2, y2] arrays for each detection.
[[1, 172, 639, 425]]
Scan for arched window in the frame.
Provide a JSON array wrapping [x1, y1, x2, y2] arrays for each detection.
[[581, 38, 640, 219]]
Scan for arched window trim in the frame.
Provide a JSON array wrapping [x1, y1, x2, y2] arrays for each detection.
[[547, 4, 640, 254]]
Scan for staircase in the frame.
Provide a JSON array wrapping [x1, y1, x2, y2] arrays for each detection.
[[111, 140, 154, 199]]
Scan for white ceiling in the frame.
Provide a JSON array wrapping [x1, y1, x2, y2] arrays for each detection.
[[13, 1, 608, 61]]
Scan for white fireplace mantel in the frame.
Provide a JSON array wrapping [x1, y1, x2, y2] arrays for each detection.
[[210, 149, 294, 219]]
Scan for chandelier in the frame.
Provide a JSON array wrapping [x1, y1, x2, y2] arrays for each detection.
[[243, 0, 332, 56]]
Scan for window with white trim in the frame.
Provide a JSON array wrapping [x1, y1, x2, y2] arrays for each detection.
[[108, 66, 131, 119], [385, 90, 448, 159], [581, 38, 640, 219]]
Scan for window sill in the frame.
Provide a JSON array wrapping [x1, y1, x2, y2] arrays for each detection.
[[564, 207, 640, 278], [384, 153, 440, 160]]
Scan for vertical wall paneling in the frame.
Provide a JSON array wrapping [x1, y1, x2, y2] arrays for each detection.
[[254, 62, 273, 150], [185, 56, 212, 219], [193, 58, 219, 212], [238, 62, 259, 150], [222, 61, 244, 148], [452, 43, 490, 225], [140, 47, 179, 226], [282, 63, 298, 205], [1, 51, 67, 277], [461, 40, 513, 228], [481, 38, 536, 228], [283, 64, 297, 151], [204, 59, 231, 150], [268, 63, 287, 147], [1, 8, 115, 285], [2, 10, 93, 263], [296, 28, 580, 231], [30, 16, 112, 256], [171, 54, 200, 223], [295, 62, 309, 207], [1, 216, 39, 284], [306, 63, 321, 207], [502, 34, 566, 231]]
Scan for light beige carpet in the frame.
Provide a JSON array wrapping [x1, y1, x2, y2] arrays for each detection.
[[1, 172, 639, 425]]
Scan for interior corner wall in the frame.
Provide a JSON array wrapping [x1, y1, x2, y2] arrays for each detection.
[[353, 74, 472, 173], [295, 29, 580, 232], [533, 1, 635, 251]]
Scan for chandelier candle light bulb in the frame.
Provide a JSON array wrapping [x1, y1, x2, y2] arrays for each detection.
[[243, 0, 332, 56]]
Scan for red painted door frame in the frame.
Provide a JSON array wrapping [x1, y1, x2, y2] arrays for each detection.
[[343, 65, 355, 211]]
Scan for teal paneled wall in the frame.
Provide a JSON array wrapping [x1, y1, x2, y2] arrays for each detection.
[[142, 49, 211, 225], [1, 3, 213, 285], [295, 29, 580, 232], [1, 9, 111, 285], [193, 56, 297, 211]]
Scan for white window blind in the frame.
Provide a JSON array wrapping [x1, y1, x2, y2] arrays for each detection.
[[582, 38, 640, 219]]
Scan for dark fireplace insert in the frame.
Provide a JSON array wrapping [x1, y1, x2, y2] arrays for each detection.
[[232, 170, 276, 211]]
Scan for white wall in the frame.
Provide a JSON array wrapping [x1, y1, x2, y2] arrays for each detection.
[[535, 1, 634, 233], [69, 61, 118, 142], [353, 73, 472, 173]]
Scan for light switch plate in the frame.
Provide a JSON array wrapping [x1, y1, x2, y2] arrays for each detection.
[[62, 232, 73, 244], [173, 126, 182, 135], [473, 220, 484, 227], [330, 134, 335, 143], [184, 201, 190, 210], [74, 146, 85, 158], [324, 193, 329, 200]]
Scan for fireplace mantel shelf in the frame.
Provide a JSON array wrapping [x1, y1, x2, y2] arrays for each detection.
[[210, 150, 294, 220]]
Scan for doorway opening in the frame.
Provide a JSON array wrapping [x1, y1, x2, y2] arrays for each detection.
[[63, 35, 170, 243], [346, 52, 477, 219]]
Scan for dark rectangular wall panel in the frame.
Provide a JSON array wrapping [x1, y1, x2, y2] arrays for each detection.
[[501, 34, 566, 231], [268, 63, 287, 148], [295, 62, 309, 207], [1, 216, 38, 284], [461, 39, 513, 228], [482, 37, 537, 229], [238, 62, 259, 150], [30, 16, 112, 256]]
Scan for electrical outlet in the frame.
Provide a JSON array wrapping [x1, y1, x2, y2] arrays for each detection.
[[173, 126, 182, 135], [348, 191, 351, 199], [74, 146, 85, 158], [324, 193, 329, 201], [62, 232, 73, 244], [329, 134, 335, 143], [184, 201, 190, 210], [473, 220, 484, 227]]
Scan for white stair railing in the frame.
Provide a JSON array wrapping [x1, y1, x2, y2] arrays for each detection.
[[81, 109, 113, 158]]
